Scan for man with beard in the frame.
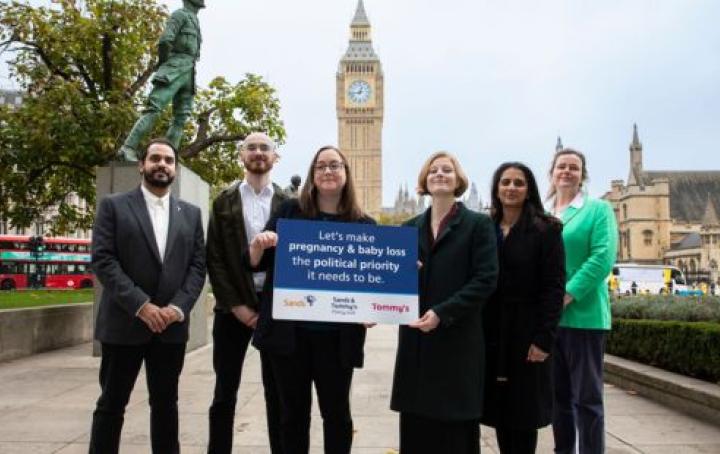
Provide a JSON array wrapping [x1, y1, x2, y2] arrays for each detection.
[[206, 132, 287, 453], [89, 138, 206, 454]]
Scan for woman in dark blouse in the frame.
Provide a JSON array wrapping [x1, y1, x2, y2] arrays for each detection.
[[481, 162, 565, 453], [249, 145, 375, 454]]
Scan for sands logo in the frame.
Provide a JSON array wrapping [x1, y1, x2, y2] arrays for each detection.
[[283, 295, 316, 308]]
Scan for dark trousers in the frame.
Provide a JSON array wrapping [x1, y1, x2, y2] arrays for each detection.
[[495, 426, 538, 454], [552, 328, 606, 454], [89, 339, 186, 454], [399, 412, 480, 454], [269, 328, 355, 454], [207, 312, 283, 454]]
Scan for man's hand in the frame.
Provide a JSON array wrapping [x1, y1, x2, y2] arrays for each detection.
[[409, 309, 440, 333], [138, 303, 168, 333], [160, 306, 182, 326], [563, 293, 574, 307], [231, 305, 259, 329]]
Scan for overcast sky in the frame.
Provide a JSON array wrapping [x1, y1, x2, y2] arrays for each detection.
[[4, 0, 720, 206]]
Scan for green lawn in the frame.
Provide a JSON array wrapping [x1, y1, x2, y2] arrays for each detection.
[[0, 289, 93, 310]]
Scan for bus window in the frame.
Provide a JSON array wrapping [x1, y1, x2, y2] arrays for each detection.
[[671, 269, 686, 285]]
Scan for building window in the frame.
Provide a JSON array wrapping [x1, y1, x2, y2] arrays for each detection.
[[643, 229, 653, 246], [711, 260, 718, 271], [623, 204, 628, 220]]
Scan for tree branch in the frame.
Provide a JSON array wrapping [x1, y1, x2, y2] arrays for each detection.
[[74, 59, 98, 98], [26, 160, 95, 185], [194, 106, 218, 142], [126, 61, 156, 98], [101, 31, 113, 91], [21, 40, 72, 81], [181, 132, 245, 159]]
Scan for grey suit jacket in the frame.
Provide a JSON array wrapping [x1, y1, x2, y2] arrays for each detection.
[[92, 186, 206, 344]]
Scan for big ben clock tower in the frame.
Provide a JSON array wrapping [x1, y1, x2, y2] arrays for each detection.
[[337, 0, 384, 215]]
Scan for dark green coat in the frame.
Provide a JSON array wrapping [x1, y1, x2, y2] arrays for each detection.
[[390, 203, 498, 421]]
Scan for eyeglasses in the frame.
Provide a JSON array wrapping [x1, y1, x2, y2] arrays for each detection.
[[244, 143, 273, 152], [314, 162, 345, 173]]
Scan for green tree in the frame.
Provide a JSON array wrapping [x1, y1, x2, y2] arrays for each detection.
[[0, 0, 285, 234]]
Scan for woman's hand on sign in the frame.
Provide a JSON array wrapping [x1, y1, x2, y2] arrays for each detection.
[[251, 231, 278, 250], [249, 231, 278, 266], [362, 322, 377, 328], [409, 309, 440, 333]]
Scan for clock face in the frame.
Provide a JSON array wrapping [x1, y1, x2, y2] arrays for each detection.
[[348, 80, 371, 104]]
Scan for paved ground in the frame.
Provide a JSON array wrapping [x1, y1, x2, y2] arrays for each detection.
[[0, 324, 719, 453]]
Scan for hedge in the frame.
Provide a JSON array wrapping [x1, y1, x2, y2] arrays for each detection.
[[607, 319, 720, 383], [611, 296, 720, 322]]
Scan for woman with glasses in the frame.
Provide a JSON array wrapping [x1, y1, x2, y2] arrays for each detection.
[[248, 145, 375, 454], [481, 162, 565, 453], [390, 151, 498, 454], [547, 148, 617, 454]]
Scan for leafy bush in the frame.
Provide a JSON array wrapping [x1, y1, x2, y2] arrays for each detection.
[[611, 295, 720, 322], [608, 319, 720, 383]]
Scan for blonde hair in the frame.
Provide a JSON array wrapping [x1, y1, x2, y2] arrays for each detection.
[[416, 151, 469, 197]]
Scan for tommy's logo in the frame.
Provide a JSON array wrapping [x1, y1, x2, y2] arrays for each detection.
[[371, 303, 410, 313]]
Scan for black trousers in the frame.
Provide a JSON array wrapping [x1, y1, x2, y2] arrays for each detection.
[[399, 412, 480, 454], [207, 311, 283, 454], [495, 426, 538, 454], [269, 328, 355, 454], [552, 328, 607, 454], [89, 338, 186, 454]]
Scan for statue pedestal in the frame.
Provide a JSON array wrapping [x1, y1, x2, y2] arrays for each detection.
[[93, 162, 210, 356]]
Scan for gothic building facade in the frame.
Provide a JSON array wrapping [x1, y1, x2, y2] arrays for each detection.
[[603, 124, 720, 282]]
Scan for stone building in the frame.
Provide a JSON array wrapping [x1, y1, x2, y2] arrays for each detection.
[[391, 184, 425, 216], [603, 124, 720, 282], [337, 0, 384, 216]]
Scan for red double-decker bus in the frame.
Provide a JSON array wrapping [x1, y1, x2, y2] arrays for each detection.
[[0, 235, 93, 290]]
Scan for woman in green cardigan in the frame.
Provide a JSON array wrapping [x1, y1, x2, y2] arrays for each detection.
[[391, 151, 498, 454], [547, 148, 618, 454]]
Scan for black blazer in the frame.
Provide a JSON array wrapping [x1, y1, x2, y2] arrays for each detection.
[[391, 203, 498, 421], [251, 199, 375, 369], [92, 187, 206, 344], [481, 211, 565, 429], [206, 181, 287, 313]]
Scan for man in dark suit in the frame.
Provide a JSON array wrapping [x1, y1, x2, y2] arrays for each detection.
[[89, 138, 206, 454], [206, 132, 287, 453]]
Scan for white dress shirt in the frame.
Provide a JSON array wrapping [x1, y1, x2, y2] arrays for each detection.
[[239, 181, 274, 292], [139, 184, 184, 321]]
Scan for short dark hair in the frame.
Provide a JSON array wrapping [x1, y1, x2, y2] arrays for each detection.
[[139, 138, 178, 161]]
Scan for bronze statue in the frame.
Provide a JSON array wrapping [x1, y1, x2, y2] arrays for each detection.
[[119, 0, 205, 161]]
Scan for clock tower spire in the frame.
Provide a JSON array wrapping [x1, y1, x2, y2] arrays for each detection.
[[337, 0, 384, 215]]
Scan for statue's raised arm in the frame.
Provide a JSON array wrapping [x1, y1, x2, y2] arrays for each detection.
[[118, 0, 205, 161]]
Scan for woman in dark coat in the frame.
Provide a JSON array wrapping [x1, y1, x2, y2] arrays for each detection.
[[481, 162, 566, 453], [391, 151, 498, 454], [249, 145, 374, 454]]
